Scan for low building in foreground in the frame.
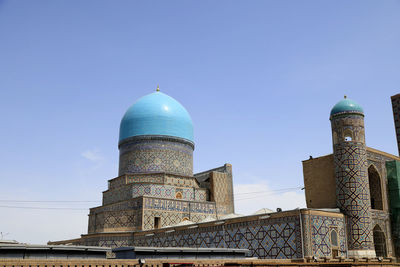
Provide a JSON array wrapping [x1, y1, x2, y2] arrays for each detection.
[[0, 240, 109, 259]]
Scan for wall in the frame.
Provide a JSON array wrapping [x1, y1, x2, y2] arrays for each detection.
[[195, 164, 235, 216], [302, 155, 336, 209], [88, 198, 143, 234], [118, 137, 193, 176], [133, 211, 303, 259], [133, 210, 344, 259], [142, 197, 217, 230], [301, 210, 347, 258]]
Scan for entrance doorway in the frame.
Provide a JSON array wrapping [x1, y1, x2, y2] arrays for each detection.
[[373, 225, 387, 257]]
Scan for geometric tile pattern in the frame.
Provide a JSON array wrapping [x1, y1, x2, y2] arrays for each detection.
[[125, 174, 199, 188], [103, 186, 131, 205], [302, 214, 347, 257], [126, 174, 164, 185], [210, 171, 234, 216], [371, 209, 392, 257], [130, 184, 207, 202], [143, 210, 184, 230], [334, 142, 374, 251], [142, 210, 212, 230], [119, 138, 193, 176], [331, 110, 375, 255], [133, 216, 303, 259], [103, 183, 208, 205], [143, 197, 216, 215], [142, 197, 217, 230], [88, 198, 143, 233], [83, 235, 133, 258]]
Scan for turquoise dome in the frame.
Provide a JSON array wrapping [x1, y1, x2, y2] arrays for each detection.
[[119, 91, 194, 143], [330, 97, 364, 116]]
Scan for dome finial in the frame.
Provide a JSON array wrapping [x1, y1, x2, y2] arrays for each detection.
[[156, 85, 160, 92], [344, 95, 347, 99]]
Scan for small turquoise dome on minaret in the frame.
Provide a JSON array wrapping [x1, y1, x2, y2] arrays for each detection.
[[330, 96, 364, 117], [119, 87, 194, 144]]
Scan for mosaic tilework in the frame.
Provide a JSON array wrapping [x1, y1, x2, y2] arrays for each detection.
[[331, 112, 374, 253], [109, 174, 201, 189], [142, 210, 211, 230], [143, 197, 216, 214], [90, 210, 139, 233], [334, 142, 373, 251], [371, 210, 393, 257], [103, 183, 207, 205], [108, 175, 127, 189], [164, 175, 199, 188], [88, 198, 143, 233], [211, 171, 234, 216], [367, 150, 392, 213], [302, 214, 347, 257], [81, 235, 133, 258], [126, 174, 164, 185], [119, 138, 193, 176], [331, 115, 365, 144], [91, 197, 143, 213], [103, 186, 132, 205], [131, 184, 207, 201], [133, 215, 302, 259]]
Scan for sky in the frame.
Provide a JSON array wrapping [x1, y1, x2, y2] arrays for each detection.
[[0, 0, 400, 244]]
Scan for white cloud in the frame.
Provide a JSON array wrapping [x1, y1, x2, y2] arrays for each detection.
[[81, 149, 104, 163], [234, 182, 306, 215]]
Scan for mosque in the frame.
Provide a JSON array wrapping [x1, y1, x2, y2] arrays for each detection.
[[50, 89, 400, 260]]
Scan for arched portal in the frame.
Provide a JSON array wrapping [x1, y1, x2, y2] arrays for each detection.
[[373, 225, 387, 257], [368, 165, 383, 210]]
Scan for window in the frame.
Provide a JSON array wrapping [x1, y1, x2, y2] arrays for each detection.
[[344, 136, 352, 141], [331, 229, 338, 247], [373, 225, 387, 257], [154, 217, 161, 229], [175, 192, 183, 199], [330, 228, 339, 258], [368, 165, 383, 210], [343, 129, 353, 142]]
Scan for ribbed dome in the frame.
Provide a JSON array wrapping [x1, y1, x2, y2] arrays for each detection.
[[119, 91, 194, 143], [330, 97, 364, 116]]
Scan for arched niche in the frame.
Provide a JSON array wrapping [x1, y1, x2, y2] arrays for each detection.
[[343, 129, 353, 142], [175, 192, 183, 199], [368, 165, 383, 210], [373, 224, 387, 257]]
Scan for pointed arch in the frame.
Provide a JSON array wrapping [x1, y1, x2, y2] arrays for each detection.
[[343, 129, 353, 142], [373, 224, 387, 257], [368, 164, 383, 210]]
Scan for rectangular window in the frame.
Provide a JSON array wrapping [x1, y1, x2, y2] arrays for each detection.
[[154, 217, 161, 229]]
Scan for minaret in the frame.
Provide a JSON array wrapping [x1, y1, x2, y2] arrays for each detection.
[[330, 96, 375, 257]]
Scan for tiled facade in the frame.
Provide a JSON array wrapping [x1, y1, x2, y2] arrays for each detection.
[[132, 210, 346, 259], [83, 132, 234, 240], [103, 183, 208, 205], [331, 112, 374, 255], [302, 213, 347, 257], [118, 136, 194, 176]]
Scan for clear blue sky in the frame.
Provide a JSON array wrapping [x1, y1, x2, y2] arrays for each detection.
[[0, 0, 399, 244]]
